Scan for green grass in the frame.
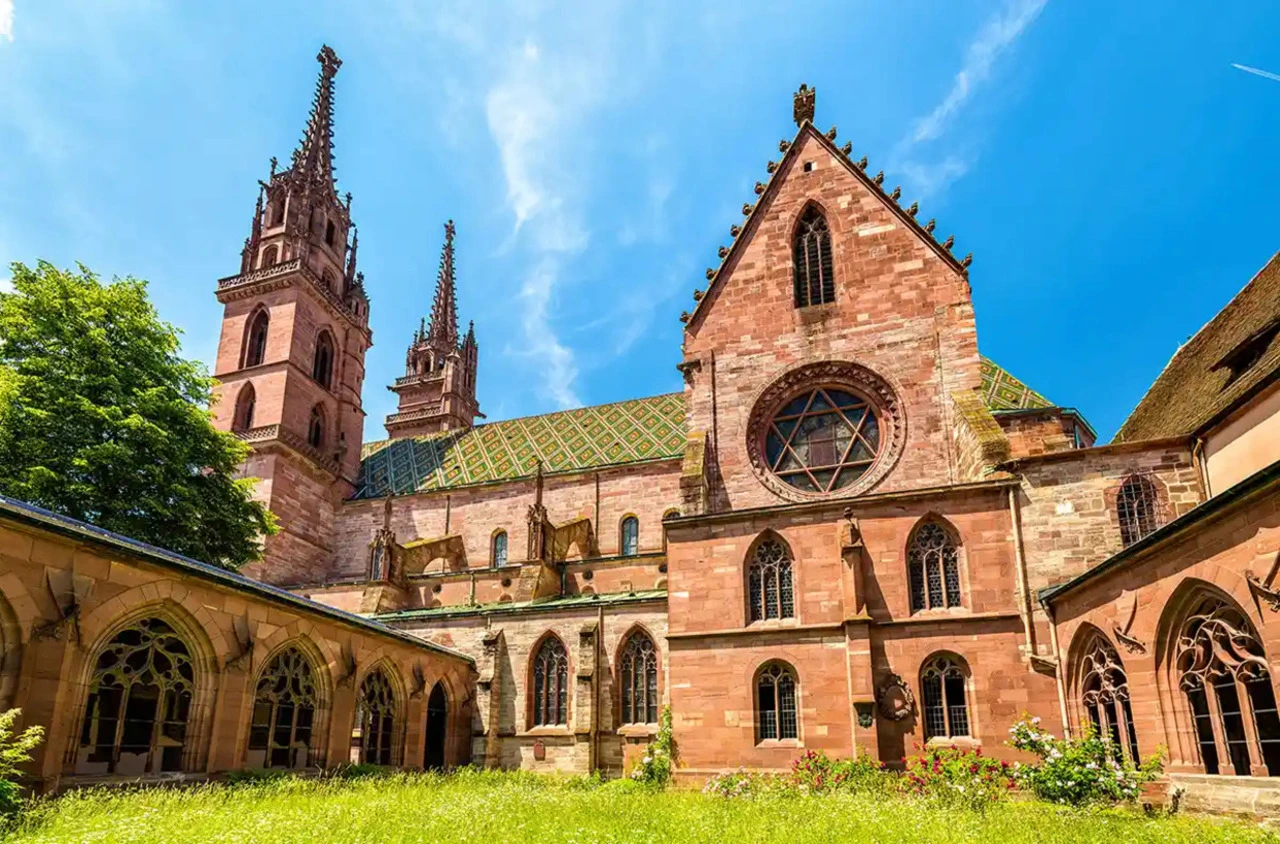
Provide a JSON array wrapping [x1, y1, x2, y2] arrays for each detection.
[[2, 770, 1275, 844]]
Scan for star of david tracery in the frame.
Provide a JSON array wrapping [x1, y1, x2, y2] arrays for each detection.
[[764, 387, 882, 493]]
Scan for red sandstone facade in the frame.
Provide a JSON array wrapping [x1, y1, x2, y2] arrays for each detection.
[[6, 48, 1275, 804]]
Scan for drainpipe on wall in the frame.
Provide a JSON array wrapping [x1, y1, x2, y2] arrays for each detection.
[[1007, 486, 1035, 656], [1192, 436, 1212, 501], [1045, 601, 1071, 739]]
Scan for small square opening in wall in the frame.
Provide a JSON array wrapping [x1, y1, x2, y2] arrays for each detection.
[[803, 161, 815, 172]]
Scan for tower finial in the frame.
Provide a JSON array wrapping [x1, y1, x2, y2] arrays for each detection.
[[793, 83, 816, 127], [291, 45, 342, 191], [426, 220, 459, 350]]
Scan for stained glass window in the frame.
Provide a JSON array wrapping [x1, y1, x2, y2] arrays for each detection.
[[908, 522, 961, 612], [793, 205, 835, 307], [492, 531, 508, 567], [921, 655, 970, 740], [747, 537, 794, 623], [532, 636, 569, 727], [621, 517, 639, 557], [765, 388, 881, 494], [620, 631, 659, 725], [757, 663, 798, 741]]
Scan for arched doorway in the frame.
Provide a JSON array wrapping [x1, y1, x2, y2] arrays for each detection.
[[424, 681, 448, 770]]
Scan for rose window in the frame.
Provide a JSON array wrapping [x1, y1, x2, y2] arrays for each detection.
[[764, 387, 882, 494]]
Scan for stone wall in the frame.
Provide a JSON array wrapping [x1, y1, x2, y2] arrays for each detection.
[[0, 508, 473, 791]]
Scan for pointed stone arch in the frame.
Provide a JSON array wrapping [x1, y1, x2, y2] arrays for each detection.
[[744, 530, 796, 624], [241, 306, 271, 367], [905, 515, 964, 613], [246, 638, 331, 769], [614, 623, 661, 726], [232, 382, 257, 432], [791, 200, 838, 308], [527, 631, 570, 729]]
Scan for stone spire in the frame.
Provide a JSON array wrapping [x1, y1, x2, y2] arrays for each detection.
[[290, 45, 342, 192], [426, 220, 459, 350]]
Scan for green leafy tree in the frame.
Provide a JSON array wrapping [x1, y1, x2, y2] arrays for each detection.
[[0, 261, 276, 569]]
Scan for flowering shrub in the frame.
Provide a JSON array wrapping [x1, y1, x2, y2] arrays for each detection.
[[629, 707, 676, 787], [702, 768, 787, 799], [1008, 715, 1163, 806], [901, 744, 1015, 812], [789, 750, 893, 795]]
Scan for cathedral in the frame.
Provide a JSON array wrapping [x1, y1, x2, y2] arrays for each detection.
[[2, 46, 1278, 811]]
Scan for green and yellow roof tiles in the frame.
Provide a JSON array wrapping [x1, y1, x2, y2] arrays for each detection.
[[356, 361, 1054, 500], [354, 393, 687, 499], [979, 356, 1053, 411]]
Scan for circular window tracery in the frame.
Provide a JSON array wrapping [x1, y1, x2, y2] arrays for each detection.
[[746, 361, 904, 501], [765, 387, 881, 493]]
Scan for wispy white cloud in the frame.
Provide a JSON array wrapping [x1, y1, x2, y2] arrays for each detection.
[[1232, 62, 1280, 83], [0, 0, 12, 42], [894, 0, 1047, 198], [518, 258, 580, 407]]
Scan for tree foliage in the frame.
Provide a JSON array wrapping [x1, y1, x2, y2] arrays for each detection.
[[0, 261, 276, 569], [0, 708, 44, 822]]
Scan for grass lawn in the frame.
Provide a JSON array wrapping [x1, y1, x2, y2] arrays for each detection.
[[2, 770, 1276, 844]]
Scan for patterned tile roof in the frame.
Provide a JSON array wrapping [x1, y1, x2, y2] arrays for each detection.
[[979, 356, 1053, 411], [354, 393, 686, 499]]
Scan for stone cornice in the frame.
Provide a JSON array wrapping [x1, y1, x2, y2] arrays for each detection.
[[235, 424, 347, 479], [215, 259, 371, 341]]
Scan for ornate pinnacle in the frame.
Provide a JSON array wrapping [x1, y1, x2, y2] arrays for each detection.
[[793, 84, 816, 126], [269, 156, 278, 177], [291, 45, 343, 191], [426, 219, 460, 350], [344, 225, 359, 287]]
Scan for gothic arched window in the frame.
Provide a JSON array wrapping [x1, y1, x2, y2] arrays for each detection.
[[619, 630, 659, 725], [424, 681, 448, 770], [921, 654, 970, 740], [1117, 474, 1163, 547], [747, 536, 794, 623], [908, 521, 962, 612], [313, 331, 335, 388], [352, 669, 396, 766], [76, 617, 195, 775], [1079, 634, 1140, 763], [531, 635, 569, 727], [248, 647, 319, 769], [245, 309, 270, 367], [1176, 595, 1280, 776], [492, 531, 508, 567], [793, 205, 835, 308], [621, 516, 639, 557], [308, 405, 326, 449], [756, 663, 798, 741], [233, 383, 256, 433]]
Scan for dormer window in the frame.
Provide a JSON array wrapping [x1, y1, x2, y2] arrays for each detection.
[[793, 205, 834, 307], [1214, 318, 1280, 387]]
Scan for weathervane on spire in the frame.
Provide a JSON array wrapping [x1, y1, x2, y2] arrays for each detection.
[[793, 83, 816, 127]]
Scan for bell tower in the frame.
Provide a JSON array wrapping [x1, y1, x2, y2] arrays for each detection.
[[210, 45, 372, 585], [385, 220, 481, 438]]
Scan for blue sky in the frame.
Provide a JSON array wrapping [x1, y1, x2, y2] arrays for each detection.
[[1, 1, 1278, 442]]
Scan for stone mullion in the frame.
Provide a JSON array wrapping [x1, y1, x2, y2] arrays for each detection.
[[1234, 674, 1268, 776], [1203, 681, 1231, 774]]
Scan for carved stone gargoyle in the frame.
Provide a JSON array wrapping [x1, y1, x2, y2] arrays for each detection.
[[224, 614, 255, 672], [31, 569, 94, 644]]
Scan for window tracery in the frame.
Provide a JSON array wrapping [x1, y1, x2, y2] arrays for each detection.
[[747, 537, 794, 623], [1176, 596, 1280, 775], [76, 617, 195, 775], [764, 387, 881, 494], [920, 654, 970, 740], [757, 663, 798, 741], [532, 636, 569, 727], [908, 522, 961, 612], [248, 647, 319, 769], [619, 631, 659, 725], [352, 669, 396, 766], [1079, 634, 1140, 762], [793, 205, 834, 307]]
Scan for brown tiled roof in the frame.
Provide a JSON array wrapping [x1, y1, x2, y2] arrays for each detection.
[[1115, 250, 1280, 443]]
